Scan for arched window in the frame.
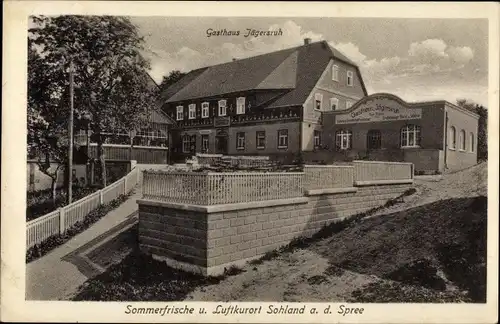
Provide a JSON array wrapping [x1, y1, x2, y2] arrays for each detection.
[[401, 125, 421, 148], [449, 126, 456, 149], [336, 130, 352, 150], [470, 132, 475, 152], [459, 129, 466, 150], [367, 130, 382, 150]]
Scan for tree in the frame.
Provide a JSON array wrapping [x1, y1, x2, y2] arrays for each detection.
[[29, 16, 158, 187], [28, 43, 70, 203], [456, 99, 488, 161], [159, 70, 186, 92]]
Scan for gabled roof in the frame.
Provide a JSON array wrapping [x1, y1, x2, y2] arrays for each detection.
[[162, 40, 365, 108], [144, 72, 177, 125]]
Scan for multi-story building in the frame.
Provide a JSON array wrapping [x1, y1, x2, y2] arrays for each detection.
[[161, 39, 479, 172], [162, 39, 367, 163]]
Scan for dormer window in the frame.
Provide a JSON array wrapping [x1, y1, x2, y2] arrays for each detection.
[[347, 71, 354, 86], [236, 97, 246, 114], [188, 104, 196, 119], [218, 100, 227, 116], [314, 93, 323, 111], [330, 98, 339, 111], [201, 102, 209, 118], [176, 106, 184, 121], [332, 65, 339, 81]]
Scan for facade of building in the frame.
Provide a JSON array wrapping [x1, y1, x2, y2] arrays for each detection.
[[75, 74, 175, 165], [162, 39, 367, 163], [320, 93, 479, 172], [161, 39, 479, 172]]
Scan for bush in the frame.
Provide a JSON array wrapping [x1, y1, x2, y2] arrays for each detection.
[[26, 186, 100, 221], [26, 192, 132, 263]]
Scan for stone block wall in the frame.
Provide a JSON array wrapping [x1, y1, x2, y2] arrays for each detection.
[[138, 183, 412, 275]]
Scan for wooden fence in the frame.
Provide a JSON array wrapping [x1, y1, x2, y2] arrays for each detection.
[[26, 167, 139, 249], [353, 160, 414, 182], [143, 171, 304, 205], [142, 161, 414, 206], [88, 144, 168, 164], [304, 165, 354, 190]]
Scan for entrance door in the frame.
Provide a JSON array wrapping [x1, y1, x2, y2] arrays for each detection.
[[367, 130, 382, 150], [215, 135, 228, 154]]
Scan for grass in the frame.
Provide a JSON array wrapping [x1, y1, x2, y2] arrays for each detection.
[[311, 195, 487, 302], [71, 250, 243, 301]]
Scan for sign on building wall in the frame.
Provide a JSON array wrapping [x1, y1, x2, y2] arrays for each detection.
[[335, 98, 422, 124]]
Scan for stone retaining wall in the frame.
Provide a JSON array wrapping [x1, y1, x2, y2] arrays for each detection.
[[138, 182, 412, 275]]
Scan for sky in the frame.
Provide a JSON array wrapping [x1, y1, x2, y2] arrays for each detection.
[[132, 17, 489, 106]]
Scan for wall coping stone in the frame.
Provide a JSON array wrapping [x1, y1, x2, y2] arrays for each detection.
[[304, 165, 354, 169], [354, 179, 414, 186], [137, 197, 309, 214], [352, 160, 413, 166], [305, 187, 358, 196]]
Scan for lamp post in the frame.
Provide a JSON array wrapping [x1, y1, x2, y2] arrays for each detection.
[[67, 61, 75, 204]]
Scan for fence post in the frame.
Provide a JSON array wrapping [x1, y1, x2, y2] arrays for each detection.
[[99, 190, 104, 205], [59, 207, 65, 235]]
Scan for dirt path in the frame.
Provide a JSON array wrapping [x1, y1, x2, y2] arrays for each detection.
[[187, 249, 381, 302]]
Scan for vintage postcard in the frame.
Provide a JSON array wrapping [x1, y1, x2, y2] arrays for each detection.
[[1, 1, 499, 323]]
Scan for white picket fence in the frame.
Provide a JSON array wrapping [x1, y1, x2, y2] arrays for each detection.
[[142, 161, 414, 206], [26, 167, 140, 249], [143, 171, 304, 205]]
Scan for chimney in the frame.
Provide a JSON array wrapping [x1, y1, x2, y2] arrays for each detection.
[[304, 38, 311, 45]]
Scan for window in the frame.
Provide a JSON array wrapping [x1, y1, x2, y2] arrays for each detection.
[[201, 135, 209, 153], [336, 130, 352, 150], [278, 129, 288, 148], [236, 97, 246, 114], [218, 100, 227, 116], [470, 132, 475, 152], [401, 125, 421, 148], [190, 135, 196, 152], [182, 135, 190, 153], [314, 130, 321, 148], [188, 104, 196, 119], [367, 130, 382, 150], [449, 126, 456, 149], [346, 100, 353, 109], [332, 65, 339, 81], [314, 93, 323, 111], [347, 71, 354, 86], [236, 132, 245, 150], [201, 102, 209, 118], [256, 131, 266, 149], [459, 130, 466, 151], [330, 98, 339, 111], [176, 106, 184, 121]]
